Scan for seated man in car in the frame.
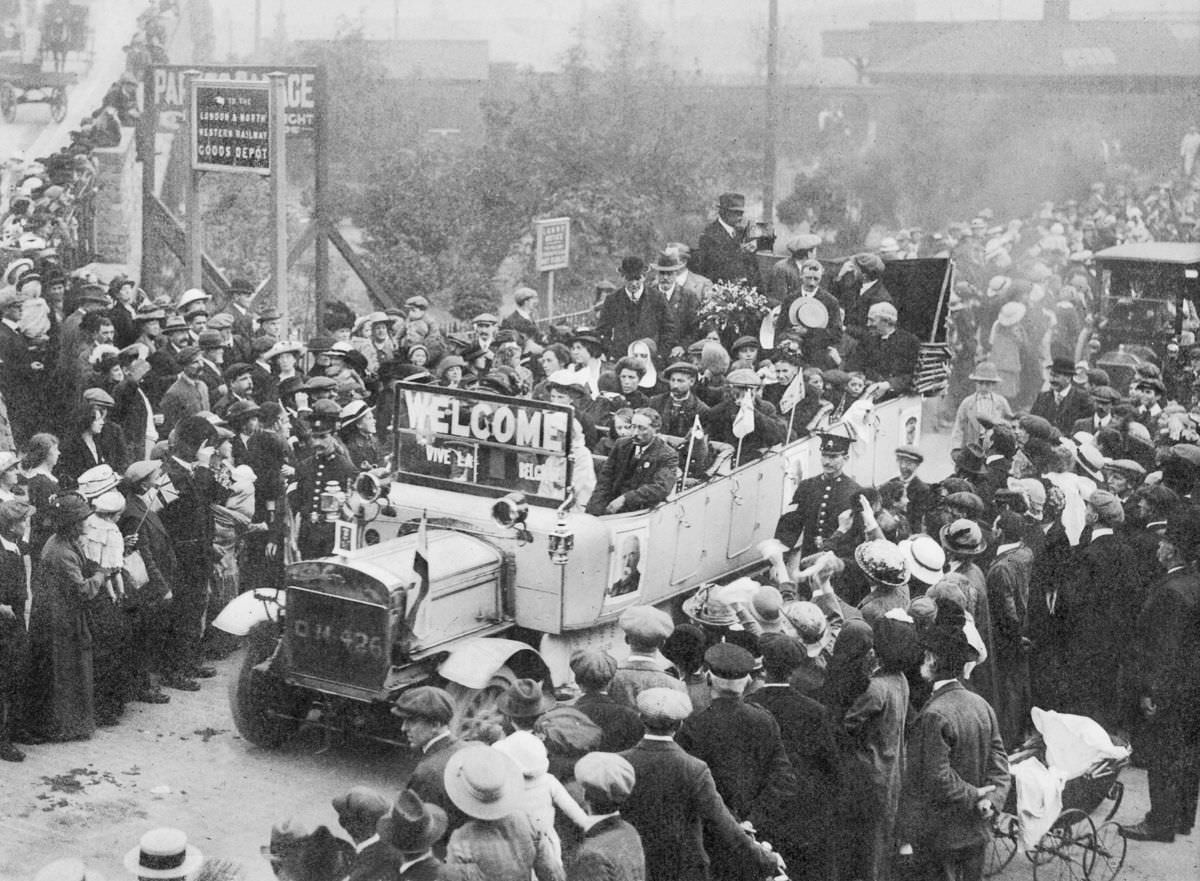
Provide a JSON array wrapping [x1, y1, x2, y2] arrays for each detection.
[[700, 367, 787, 464], [586, 408, 680, 515]]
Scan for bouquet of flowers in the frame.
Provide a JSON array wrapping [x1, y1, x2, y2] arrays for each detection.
[[696, 280, 771, 349]]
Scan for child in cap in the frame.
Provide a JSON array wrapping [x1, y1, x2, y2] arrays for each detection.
[[82, 490, 126, 601]]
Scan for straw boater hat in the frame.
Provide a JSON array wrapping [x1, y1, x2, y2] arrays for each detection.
[[996, 301, 1026, 327], [123, 828, 204, 879], [788, 297, 829, 330], [682, 583, 739, 627]]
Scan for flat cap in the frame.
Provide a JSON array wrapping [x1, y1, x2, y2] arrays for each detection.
[[619, 605, 674, 642], [726, 367, 761, 388], [303, 375, 337, 392], [1090, 386, 1120, 404], [895, 445, 924, 464], [1105, 458, 1146, 476], [513, 287, 537, 304], [663, 361, 699, 379], [331, 786, 390, 823], [225, 400, 261, 422], [176, 345, 201, 365], [197, 329, 224, 349], [636, 687, 693, 724], [570, 649, 618, 687], [1173, 444, 1200, 468], [390, 685, 455, 725], [405, 295, 429, 309], [123, 460, 161, 486], [786, 233, 822, 254], [574, 752, 636, 804], [472, 313, 499, 325], [1086, 489, 1124, 524], [704, 642, 755, 679], [206, 312, 235, 330], [82, 387, 115, 408]]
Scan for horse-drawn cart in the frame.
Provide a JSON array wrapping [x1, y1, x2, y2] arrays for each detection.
[[0, 62, 74, 123]]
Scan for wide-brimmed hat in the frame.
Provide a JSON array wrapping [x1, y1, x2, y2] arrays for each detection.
[[788, 297, 829, 330], [682, 583, 739, 627], [263, 340, 303, 361], [854, 539, 910, 588], [940, 518, 988, 556], [967, 361, 1002, 383], [899, 535, 946, 586], [495, 679, 556, 718], [77, 465, 119, 499], [378, 789, 448, 853], [650, 250, 686, 272], [996, 301, 1026, 326], [123, 828, 204, 879], [443, 744, 524, 820], [340, 400, 372, 430]]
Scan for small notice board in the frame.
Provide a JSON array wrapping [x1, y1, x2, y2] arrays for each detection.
[[534, 217, 571, 272], [191, 79, 272, 174]]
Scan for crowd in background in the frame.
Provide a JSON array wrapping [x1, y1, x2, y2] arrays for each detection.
[[5, 156, 1200, 880]]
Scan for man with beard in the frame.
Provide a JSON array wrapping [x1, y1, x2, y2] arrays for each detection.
[[158, 346, 210, 436], [649, 362, 709, 437], [650, 247, 700, 358]]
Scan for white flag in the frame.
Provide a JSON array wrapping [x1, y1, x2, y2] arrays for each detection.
[[732, 395, 755, 439], [779, 371, 805, 415]]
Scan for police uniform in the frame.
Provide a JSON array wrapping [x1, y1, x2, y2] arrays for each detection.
[[775, 431, 862, 555], [290, 401, 359, 559]]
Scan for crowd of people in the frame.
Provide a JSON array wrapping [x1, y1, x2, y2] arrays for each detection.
[[5, 164, 1200, 881]]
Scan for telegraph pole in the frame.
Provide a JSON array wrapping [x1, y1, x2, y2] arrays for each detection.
[[763, 0, 779, 228]]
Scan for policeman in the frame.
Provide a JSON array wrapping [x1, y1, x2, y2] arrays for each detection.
[[290, 399, 359, 559], [774, 427, 862, 556]]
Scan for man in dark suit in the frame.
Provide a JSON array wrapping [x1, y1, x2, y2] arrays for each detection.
[[700, 368, 787, 462], [669, 241, 713, 305], [158, 415, 230, 690], [835, 252, 892, 342], [595, 256, 678, 361], [620, 687, 781, 881], [693, 192, 761, 288], [1032, 357, 1093, 435], [1073, 385, 1119, 436], [499, 287, 541, 346], [771, 252, 843, 360], [882, 445, 936, 534], [392, 686, 468, 851], [1122, 508, 1200, 843], [587, 408, 679, 516], [1063, 490, 1136, 730], [903, 609, 1010, 880], [677, 644, 798, 881], [570, 650, 644, 753], [651, 247, 701, 357], [846, 300, 920, 398], [331, 786, 396, 881], [985, 511, 1035, 748], [215, 278, 258, 341], [747, 634, 840, 881], [0, 290, 46, 443], [649, 362, 709, 437], [775, 429, 862, 556]]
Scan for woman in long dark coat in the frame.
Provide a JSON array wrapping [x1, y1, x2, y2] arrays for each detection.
[[28, 492, 105, 741], [55, 402, 128, 491], [0, 499, 34, 760]]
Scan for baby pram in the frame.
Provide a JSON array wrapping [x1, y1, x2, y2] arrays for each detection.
[[984, 707, 1130, 881]]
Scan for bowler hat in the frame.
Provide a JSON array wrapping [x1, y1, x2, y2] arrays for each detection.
[[196, 329, 223, 350], [619, 256, 647, 279], [222, 362, 253, 383], [717, 192, 746, 211], [496, 679, 556, 718], [377, 789, 447, 853], [225, 400, 261, 424], [1049, 356, 1076, 375], [228, 278, 255, 296]]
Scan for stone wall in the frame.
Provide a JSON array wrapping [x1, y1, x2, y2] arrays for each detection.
[[90, 127, 142, 269]]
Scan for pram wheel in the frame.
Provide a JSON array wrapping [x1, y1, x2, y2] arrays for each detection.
[[1031, 808, 1094, 881], [985, 813, 1020, 877], [1088, 821, 1127, 881]]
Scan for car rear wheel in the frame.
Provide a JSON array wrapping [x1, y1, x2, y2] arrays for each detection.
[[444, 665, 517, 737], [229, 622, 310, 748]]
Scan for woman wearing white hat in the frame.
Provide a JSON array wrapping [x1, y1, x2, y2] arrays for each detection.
[[987, 301, 1027, 407]]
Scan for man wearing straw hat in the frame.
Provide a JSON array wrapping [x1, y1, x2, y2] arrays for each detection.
[[950, 361, 1013, 453], [123, 827, 204, 880]]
